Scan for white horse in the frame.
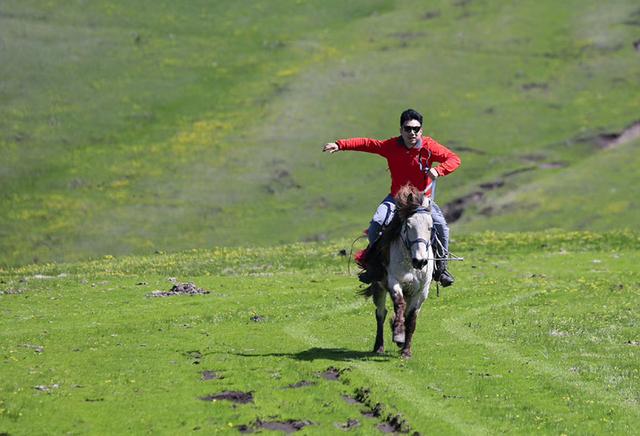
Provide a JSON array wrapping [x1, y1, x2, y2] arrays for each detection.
[[361, 185, 434, 358]]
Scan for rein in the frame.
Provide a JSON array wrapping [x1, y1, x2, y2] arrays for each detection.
[[418, 147, 434, 197]]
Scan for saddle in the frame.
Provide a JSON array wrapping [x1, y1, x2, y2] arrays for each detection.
[[355, 231, 448, 285]]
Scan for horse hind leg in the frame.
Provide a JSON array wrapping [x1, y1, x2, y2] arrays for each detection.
[[372, 283, 387, 354]]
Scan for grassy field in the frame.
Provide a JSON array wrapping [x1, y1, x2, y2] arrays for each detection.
[[1, 232, 638, 434], [2, 2, 639, 433], [1, 0, 639, 266]]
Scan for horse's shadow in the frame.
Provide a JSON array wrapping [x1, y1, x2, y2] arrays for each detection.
[[233, 347, 391, 362]]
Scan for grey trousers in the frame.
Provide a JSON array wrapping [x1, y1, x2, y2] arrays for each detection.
[[367, 193, 449, 256]]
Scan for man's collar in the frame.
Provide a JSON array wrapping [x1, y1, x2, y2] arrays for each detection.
[[398, 136, 423, 149]]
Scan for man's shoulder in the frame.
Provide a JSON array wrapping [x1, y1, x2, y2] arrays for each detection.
[[422, 136, 436, 144], [423, 136, 447, 149], [383, 136, 403, 146]]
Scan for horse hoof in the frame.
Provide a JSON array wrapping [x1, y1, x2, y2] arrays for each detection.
[[401, 350, 412, 359], [373, 346, 384, 354], [393, 333, 405, 345]]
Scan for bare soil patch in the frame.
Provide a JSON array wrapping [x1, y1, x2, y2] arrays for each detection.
[[336, 418, 360, 430], [185, 350, 202, 362], [521, 82, 548, 91], [348, 387, 416, 433], [319, 366, 345, 380], [201, 370, 222, 381], [264, 169, 301, 194], [238, 419, 312, 433], [422, 10, 441, 20], [147, 282, 210, 297], [595, 121, 640, 149], [342, 394, 361, 404], [378, 414, 411, 433], [199, 391, 253, 404], [442, 191, 484, 223], [449, 144, 487, 155]]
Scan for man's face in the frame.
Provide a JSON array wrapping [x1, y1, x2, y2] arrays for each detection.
[[400, 119, 422, 147]]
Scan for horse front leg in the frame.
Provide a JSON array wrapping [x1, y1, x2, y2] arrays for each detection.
[[402, 287, 428, 358], [388, 282, 406, 347], [372, 283, 387, 354], [401, 308, 419, 358]]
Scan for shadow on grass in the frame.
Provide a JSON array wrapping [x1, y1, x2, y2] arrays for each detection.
[[233, 347, 391, 362]]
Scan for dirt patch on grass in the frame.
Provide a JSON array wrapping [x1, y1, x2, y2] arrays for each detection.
[[522, 82, 549, 91], [389, 32, 426, 41], [349, 387, 416, 433], [147, 282, 210, 297], [319, 366, 348, 380], [378, 414, 412, 433], [185, 350, 202, 365], [361, 404, 383, 419], [538, 162, 567, 169], [201, 370, 222, 381], [342, 394, 361, 404], [199, 391, 253, 404], [238, 419, 312, 433], [264, 169, 301, 194], [442, 155, 569, 222], [449, 144, 487, 155], [442, 191, 485, 223], [335, 418, 360, 430], [422, 10, 441, 20], [0, 289, 23, 295], [595, 121, 640, 149]]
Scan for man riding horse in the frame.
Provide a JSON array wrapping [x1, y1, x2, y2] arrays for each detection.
[[322, 108, 461, 287]]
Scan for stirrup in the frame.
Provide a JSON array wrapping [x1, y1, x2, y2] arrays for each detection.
[[439, 270, 454, 287]]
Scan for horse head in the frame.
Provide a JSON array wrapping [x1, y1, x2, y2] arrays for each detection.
[[402, 192, 433, 270]]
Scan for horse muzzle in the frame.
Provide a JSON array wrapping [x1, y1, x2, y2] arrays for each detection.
[[412, 258, 429, 270]]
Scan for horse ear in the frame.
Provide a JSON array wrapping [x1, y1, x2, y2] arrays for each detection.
[[422, 195, 432, 211]]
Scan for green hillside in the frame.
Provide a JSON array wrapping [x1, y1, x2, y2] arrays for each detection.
[[1, 0, 639, 266]]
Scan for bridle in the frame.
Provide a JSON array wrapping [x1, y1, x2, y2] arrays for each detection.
[[400, 207, 432, 252]]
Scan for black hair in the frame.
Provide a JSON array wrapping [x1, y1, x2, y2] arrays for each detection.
[[400, 109, 423, 127]]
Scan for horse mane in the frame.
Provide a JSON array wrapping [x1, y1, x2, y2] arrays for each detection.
[[375, 185, 426, 258]]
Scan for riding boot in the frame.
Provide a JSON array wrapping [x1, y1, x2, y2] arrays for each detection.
[[434, 258, 455, 287]]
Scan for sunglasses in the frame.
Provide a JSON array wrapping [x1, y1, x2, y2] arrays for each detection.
[[402, 125, 422, 134]]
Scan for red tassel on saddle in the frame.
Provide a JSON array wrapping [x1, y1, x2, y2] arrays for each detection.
[[354, 248, 368, 269], [354, 227, 370, 268]]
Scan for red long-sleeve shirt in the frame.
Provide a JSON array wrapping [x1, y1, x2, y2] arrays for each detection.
[[336, 136, 461, 196]]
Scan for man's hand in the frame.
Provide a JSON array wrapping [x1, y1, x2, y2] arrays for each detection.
[[322, 142, 339, 153], [428, 168, 439, 179]]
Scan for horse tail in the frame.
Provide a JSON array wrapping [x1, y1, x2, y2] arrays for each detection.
[[357, 284, 375, 299], [357, 283, 383, 299]]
